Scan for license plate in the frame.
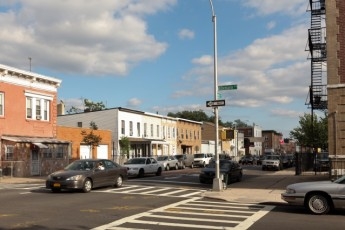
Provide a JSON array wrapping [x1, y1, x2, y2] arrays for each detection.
[[53, 183, 61, 188]]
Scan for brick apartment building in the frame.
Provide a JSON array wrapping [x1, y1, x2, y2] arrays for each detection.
[[326, 0, 345, 175]]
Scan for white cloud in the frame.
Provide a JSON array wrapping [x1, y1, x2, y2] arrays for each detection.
[[178, 29, 195, 40], [0, 0, 176, 76], [191, 55, 213, 65], [127, 97, 142, 107], [242, 0, 307, 16], [266, 21, 276, 30], [270, 108, 304, 118]]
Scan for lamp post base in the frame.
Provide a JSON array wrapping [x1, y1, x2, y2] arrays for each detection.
[[212, 178, 223, 191]]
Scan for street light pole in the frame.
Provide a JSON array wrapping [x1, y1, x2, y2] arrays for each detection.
[[209, 0, 222, 191]]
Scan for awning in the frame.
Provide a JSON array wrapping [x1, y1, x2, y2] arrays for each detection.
[[33, 142, 49, 149]]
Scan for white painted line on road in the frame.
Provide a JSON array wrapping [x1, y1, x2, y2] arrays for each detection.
[[91, 197, 200, 230], [234, 205, 275, 230], [140, 187, 171, 194], [147, 214, 241, 224], [179, 191, 203, 197], [129, 179, 201, 185]]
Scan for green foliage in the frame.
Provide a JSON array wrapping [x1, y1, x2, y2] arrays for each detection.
[[119, 136, 130, 158], [81, 122, 102, 154], [289, 113, 328, 150], [84, 99, 105, 112]]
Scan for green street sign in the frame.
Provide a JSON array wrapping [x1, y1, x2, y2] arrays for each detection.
[[218, 84, 238, 91]]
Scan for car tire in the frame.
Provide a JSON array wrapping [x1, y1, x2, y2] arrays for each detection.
[[82, 178, 92, 193], [174, 164, 178, 170], [114, 175, 123, 188], [156, 167, 162, 176], [202, 162, 206, 168], [182, 163, 186, 169], [306, 193, 331, 215], [236, 173, 243, 182], [166, 164, 170, 171], [190, 163, 194, 169], [138, 169, 145, 178]]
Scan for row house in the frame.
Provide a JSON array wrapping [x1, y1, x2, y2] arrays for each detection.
[[262, 130, 283, 154], [57, 107, 202, 163], [237, 123, 263, 156], [0, 64, 69, 177]]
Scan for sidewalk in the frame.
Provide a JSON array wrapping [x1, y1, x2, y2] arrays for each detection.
[[0, 175, 46, 184], [202, 169, 330, 204]]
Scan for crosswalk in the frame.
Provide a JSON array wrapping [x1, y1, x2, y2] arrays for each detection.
[[96, 185, 206, 198], [92, 197, 275, 230]]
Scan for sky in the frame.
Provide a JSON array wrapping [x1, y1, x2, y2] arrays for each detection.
[[0, 0, 322, 138]]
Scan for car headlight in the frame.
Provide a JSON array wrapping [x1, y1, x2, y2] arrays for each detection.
[[66, 175, 83, 181], [285, 188, 296, 194]]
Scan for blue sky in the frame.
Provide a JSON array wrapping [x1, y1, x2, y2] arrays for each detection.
[[0, 0, 323, 137]]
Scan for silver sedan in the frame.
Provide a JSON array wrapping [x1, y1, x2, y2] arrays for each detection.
[[281, 175, 345, 214]]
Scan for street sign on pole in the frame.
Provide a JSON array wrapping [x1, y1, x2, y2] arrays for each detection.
[[206, 100, 225, 107], [218, 84, 237, 91]]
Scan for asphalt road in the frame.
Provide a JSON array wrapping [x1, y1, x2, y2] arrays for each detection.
[[1, 165, 344, 230]]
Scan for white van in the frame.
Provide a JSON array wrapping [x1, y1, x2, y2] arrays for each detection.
[[193, 153, 212, 167]]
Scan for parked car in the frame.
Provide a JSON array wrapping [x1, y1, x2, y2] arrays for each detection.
[[174, 154, 194, 168], [46, 159, 128, 193], [199, 159, 243, 185], [124, 157, 163, 177], [262, 155, 283, 170], [156, 155, 179, 171], [193, 153, 212, 167], [239, 156, 254, 165], [281, 175, 345, 214]]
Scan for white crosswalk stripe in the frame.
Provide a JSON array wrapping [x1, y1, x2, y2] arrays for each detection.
[[97, 185, 206, 198], [92, 197, 275, 230]]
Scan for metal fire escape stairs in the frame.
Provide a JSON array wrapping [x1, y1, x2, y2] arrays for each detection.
[[305, 0, 327, 111]]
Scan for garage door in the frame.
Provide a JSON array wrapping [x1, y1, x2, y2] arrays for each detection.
[[80, 145, 91, 159], [97, 145, 108, 159]]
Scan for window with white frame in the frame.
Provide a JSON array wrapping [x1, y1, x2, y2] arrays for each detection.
[[25, 91, 52, 121], [0, 92, 4, 116], [56, 146, 64, 158], [150, 124, 153, 137], [121, 120, 125, 135], [137, 122, 140, 137], [129, 121, 133, 136], [157, 125, 159, 138], [6, 146, 14, 160]]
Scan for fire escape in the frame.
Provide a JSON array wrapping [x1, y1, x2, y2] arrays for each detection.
[[305, 0, 327, 111]]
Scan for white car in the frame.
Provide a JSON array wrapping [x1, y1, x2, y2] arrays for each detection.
[[262, 155, 283, 170], [156, 155, 179, 170], [124, 157, 163, 177]]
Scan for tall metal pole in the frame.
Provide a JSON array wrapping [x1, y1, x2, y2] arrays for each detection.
[[209, 0, 222, 191]]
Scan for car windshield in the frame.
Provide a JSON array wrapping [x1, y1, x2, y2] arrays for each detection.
[[157, 156, 168, 161], [174, 155, 183, 160], [194, 154, 205, 158], [265, 155, 280, 160], [125, 158, 146, 164], [65, 161, 95, 170], [333, 175, 345, 184], [207, 161, 231, 169]]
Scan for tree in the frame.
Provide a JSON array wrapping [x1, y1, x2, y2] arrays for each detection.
[[84, 99, 105, 112], [119, 136, 130, 158], [289, 113, 328, 150], [167, 110, 212, 122], [81, 121, 102, 158]]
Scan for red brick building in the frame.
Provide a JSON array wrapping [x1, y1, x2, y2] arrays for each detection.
[[0, 64, 69, 177]]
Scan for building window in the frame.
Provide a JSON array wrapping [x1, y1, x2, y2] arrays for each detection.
[[25, 91, 52, 121], [157, 125, 160, 138], [144, 123, 147, 137], [6, 146, 14, 160], [56, 146, 64, 158], [137, 122, 140, 137], [26, 97, 33, 119], [121, 120, 125, 135], [43, 148, 52, 158], [0, 92, 4, 116], [150, 124, 153, 137], [129, 121, 133, 136]]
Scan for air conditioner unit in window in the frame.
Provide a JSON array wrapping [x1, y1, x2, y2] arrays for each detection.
[[36, 115, 42, 120]]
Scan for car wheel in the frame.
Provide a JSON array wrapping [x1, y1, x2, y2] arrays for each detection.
[[156, 167, 162, 176], [182, 163, 186, 169], [166, 164, 170, 171], [202, 162, 206, 168], [138, 169, 145, 178], [236, 172, 243, 182], [306, 193, 331, 215], [82, 178, 92, 193], [175, 164, 178, 170], [190, 163, 194, 169], [114, 175, 123, 188]]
